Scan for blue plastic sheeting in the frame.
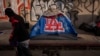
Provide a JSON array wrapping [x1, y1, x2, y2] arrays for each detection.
[[30, 14, 77, 40]]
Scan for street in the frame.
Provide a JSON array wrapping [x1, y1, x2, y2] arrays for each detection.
[[0, 50, 100, 56]]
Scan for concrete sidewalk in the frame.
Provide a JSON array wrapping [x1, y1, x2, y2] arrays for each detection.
[[0, 29, 100, 50]]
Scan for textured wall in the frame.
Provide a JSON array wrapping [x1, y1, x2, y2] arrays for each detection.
[[0, 0, 100, 29]]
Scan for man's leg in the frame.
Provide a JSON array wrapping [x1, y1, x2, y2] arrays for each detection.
[[16, 44, 24, 56], [20, 39, 32, 56]]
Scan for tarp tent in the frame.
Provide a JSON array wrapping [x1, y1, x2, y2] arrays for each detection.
[[30, 6, 77, 40]]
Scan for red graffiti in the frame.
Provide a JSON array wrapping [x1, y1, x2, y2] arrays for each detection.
[[0, 0, 7, 19], [17, 0, 30, 14]]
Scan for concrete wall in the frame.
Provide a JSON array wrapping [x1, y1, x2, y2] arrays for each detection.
[[0, 0, 100, 30]]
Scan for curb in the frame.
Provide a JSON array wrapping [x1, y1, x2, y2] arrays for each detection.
[[1, 42, 100, 50]]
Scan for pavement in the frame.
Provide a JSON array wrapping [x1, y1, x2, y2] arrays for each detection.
[[0, 29, 100, 50], [0, 29, 100, 56], [1, 50, 100, 56]]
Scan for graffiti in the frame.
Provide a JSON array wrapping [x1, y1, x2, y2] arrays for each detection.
[[56, 0, 100, 13], [30, 0, 77, 21], [0, 0, 100, 22], [29, 0, 100, 25], [0, 0, 30, 20], [70, 0, 100, 24], [17, 0, 30, 21], [30, 0, 56, 21], [72, 0, 100, 13], [0, 0, 9, 19]]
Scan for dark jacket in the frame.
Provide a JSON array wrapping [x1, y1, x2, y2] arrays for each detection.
[[5, 8, 29, 42], [10, 15, 29, 42]]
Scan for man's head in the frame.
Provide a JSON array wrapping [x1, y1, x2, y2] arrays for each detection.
[[5, 8, 15, 17]]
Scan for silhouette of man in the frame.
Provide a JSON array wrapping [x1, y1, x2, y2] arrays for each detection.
[[5, 8, 32, 56]]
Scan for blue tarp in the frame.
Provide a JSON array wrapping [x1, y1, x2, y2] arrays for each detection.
[[30, 14, 77, 39]]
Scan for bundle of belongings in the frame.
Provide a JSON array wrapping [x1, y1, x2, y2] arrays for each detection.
[[30, 5, 78, 40], [0, 32, 3, 34], [79, 15, 100, 36]]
